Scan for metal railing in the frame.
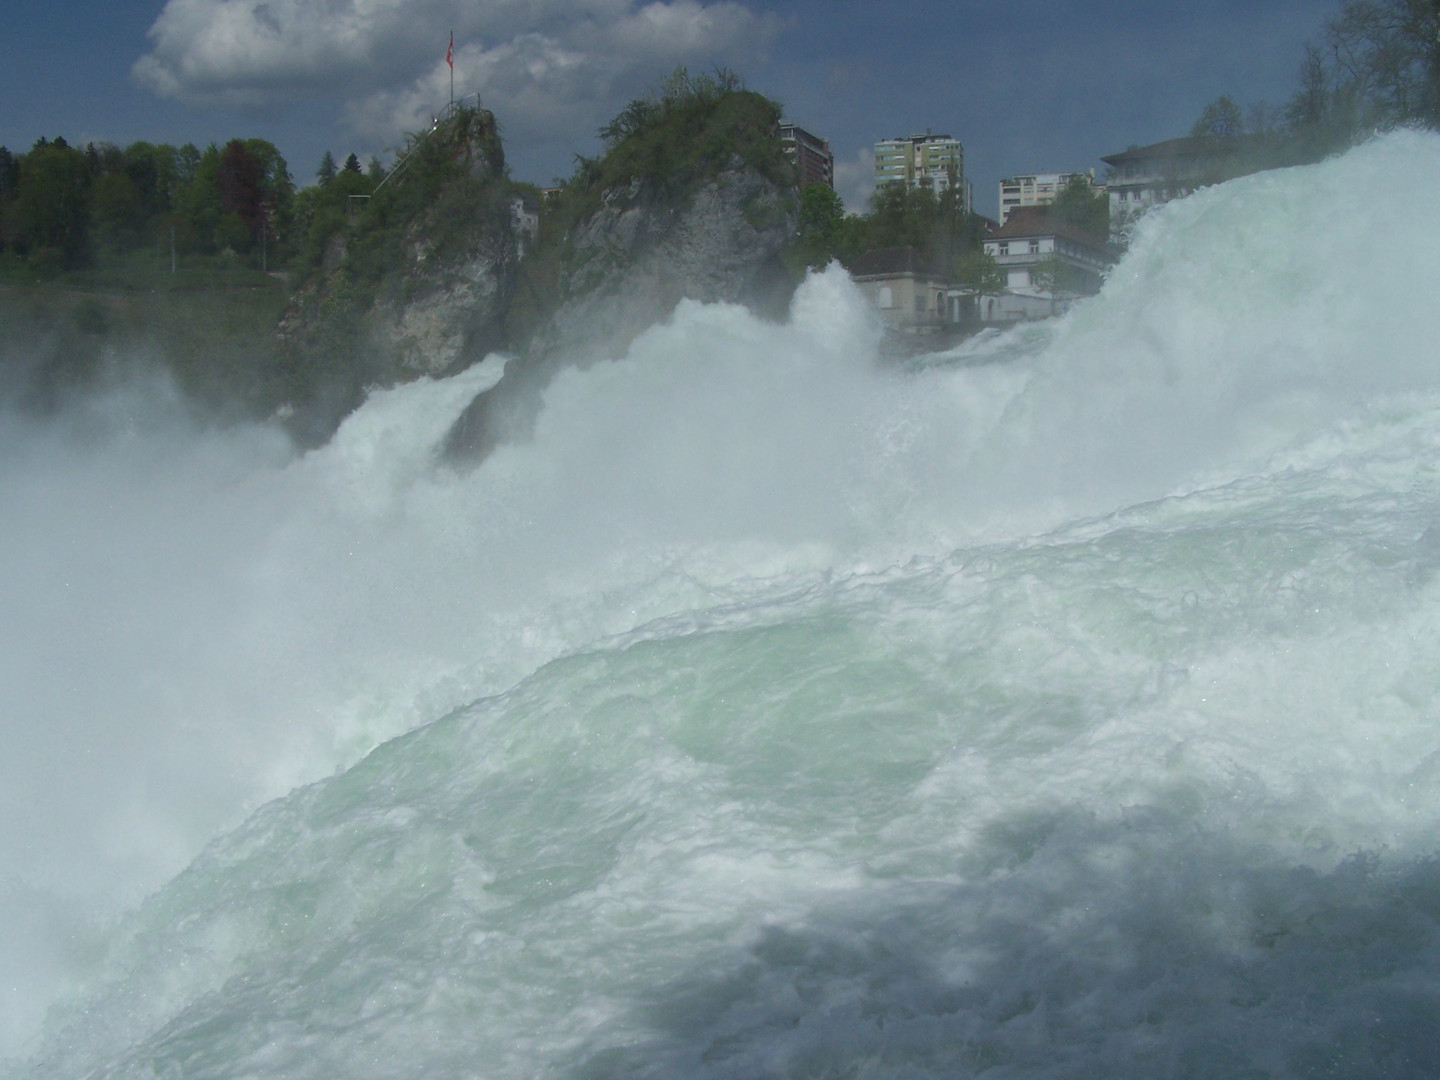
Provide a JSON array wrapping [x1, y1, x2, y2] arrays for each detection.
[[372, 93, 483, 193]]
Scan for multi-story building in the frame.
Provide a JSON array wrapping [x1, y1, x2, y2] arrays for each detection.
[[779, 122, 834, 188], [980, 206, 1109, 320], [873, 132, 973, 214], [1101, 135, 1265, 236], [998, 170, 1097, 223]]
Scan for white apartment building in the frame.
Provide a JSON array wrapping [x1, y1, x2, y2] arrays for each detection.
[[998, 170, 1097, 223], [874, 133, 973, 214]]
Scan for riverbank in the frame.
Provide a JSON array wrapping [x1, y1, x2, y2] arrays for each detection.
[[0, 262, 292, 421]]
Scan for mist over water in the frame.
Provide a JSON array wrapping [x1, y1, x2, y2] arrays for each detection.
[[6, 132, 1440, 1076]]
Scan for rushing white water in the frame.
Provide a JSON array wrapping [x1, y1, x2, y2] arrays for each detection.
[[5, 132, 1440, 1077]]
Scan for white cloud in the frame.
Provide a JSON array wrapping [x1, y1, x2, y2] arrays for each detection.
[[134, 0, 778, 150]]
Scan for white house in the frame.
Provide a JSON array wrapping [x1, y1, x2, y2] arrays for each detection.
[[981, 207, 1109, 320]]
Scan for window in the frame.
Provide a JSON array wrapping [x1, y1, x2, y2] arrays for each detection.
[[998, 242, 1009, 255], [1029, 240, 1040, 254]]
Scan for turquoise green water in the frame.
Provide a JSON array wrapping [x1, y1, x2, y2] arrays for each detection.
[[7, 134, 1440, 1077]]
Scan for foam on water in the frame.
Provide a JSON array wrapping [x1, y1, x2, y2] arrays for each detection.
[[6, 132, 1440, 1076]]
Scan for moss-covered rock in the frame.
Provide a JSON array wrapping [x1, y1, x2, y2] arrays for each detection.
[[274, 106, 520, 445]]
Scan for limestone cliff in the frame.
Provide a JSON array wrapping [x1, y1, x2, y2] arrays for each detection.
[[274, 106, 519, 445], [529, 160, 794, 366], [274, 80, 799, 452], [443, 80, 798, 460]]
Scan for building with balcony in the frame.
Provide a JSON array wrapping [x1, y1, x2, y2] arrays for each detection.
[[1101, 135, 1267, 235], [779, 122, 834, 188], [980, 206, 1109, 320], [998, 170, 1098, 223]]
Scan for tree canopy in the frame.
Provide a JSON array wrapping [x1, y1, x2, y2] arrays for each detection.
[[0, 133, 298, 276]]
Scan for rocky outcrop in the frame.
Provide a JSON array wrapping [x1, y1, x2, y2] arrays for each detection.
[[279, 229, 513, 365], [442, 157, 796, 460], [532, 159, 794, 365], [274, 107, 518, 445], [370, 244, 513, 378], [272, 91, 800, 453]]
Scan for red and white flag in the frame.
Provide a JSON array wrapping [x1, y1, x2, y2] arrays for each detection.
[[446, 32, 454, 69]]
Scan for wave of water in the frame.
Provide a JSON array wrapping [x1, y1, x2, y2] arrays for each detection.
[[5, 132, 1440, 1076]]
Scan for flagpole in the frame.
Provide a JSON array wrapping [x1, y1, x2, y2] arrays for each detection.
[[448, 31, 454, 110]]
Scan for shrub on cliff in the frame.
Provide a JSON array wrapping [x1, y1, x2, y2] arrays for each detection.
[[504, 71, 792, 347], [291, 105, 507, 281], [573, 68, 790, 206], [275, 104, 519, 442]]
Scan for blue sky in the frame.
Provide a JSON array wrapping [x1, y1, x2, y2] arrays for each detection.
[[2, 0, 1335, 217]]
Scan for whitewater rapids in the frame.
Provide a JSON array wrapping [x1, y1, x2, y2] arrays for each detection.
[[4, 132, 1440, 1077]]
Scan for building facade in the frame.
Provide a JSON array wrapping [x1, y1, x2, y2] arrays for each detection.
[[998, 170, 1098, 223], [1100, 135, 1263, 236], [849, 246, 971, 330], [980, 206, 1109, 320], [779, 122, 834, 188], [873, 133, 973, 214]]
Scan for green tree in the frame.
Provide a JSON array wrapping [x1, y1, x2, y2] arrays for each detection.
[[1286, 0, 1440, 144], [953, 248, 1005, 294], [7, 138, 92, 270], [1192, 95, 1246, 139], [123, 142, 181, 221], [791, 181, 848, 269], [857, 181, 983, 279], [176, 143, 202, 188], [0, 146, 16, 200], [582, 67, 786, 199], [1051, 174, 1108, 236], [317, 150, 337, 186], [0, 146, 17, 251], [177, 143, 225, 253], [89, 170, 144, 252], [343, 152, 362, 174], [864, 183, 939, 252]]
